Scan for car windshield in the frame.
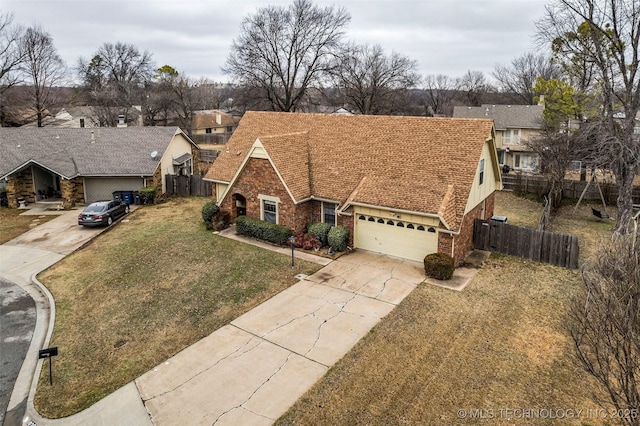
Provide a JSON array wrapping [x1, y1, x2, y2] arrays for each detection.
[[84, 203, 108, 213]]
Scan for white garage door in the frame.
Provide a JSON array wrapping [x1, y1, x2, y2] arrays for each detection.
[[84, 177, 144, 203], [355, 214, 438, 262]]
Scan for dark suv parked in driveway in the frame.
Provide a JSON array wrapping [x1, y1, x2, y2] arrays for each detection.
[[78, 200, 129, 227]]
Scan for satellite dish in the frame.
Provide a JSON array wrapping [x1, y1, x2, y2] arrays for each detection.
[[150, 150, 158, 159]]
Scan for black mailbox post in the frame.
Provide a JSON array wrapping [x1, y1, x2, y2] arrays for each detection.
[[38, 347, 58, 385]]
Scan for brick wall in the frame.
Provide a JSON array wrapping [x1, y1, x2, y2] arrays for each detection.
[[220, 158, 309, 233], [451, 192, 496, 265], [338, 208, 355, 247], [438, 232, 454, 259]]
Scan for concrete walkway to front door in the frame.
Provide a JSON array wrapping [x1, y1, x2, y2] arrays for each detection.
[[136, 250, 425, 425]]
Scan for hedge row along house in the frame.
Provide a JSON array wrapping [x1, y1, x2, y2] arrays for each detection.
[[205, 112, 502, 264]]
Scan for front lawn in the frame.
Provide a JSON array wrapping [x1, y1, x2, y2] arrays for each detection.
[[0, 208, 55, 244], [277, 191, 612, 425], [34, 197, 322, 418]]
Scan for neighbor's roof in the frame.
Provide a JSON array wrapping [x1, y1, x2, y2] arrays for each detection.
[[206, 112, 495, 230], [453, 104, 543, 130], [192, 110, 239, 130], [0, 127, 190, 179]]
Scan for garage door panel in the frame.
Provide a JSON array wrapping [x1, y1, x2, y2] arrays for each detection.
[[84, 178, 144, 203], [355, 215, 437, 262]]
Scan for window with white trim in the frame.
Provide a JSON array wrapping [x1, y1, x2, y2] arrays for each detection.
[[262, 200, 277, 223], [322, 202, 337, 226], [479, 158, 485, 185], [515, 153, 537, 170], [503, 129, 520, 145]]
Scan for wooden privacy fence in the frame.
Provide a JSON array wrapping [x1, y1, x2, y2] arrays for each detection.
[[165, 174, 212, 197], [473, 219, 580, 269], [502, 174, 640, 204]]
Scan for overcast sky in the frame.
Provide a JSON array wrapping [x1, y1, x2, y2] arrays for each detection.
[[4, 0, 549, 84]]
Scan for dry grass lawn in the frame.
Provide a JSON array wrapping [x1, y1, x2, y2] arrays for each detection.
[[34, 197, 322, 418], [276, 191, 612, 425], [0, 208, 55, 244]]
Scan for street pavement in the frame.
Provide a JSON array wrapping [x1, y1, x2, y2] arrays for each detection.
[[0, 279, 36, 426]]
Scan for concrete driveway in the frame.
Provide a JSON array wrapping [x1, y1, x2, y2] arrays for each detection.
[[136, 250, 425, 425], [4, 207, 109, 256]]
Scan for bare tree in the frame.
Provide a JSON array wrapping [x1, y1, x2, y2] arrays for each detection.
[[331, 43, 420, 115], [170, 75, 214, 137], [0, 12, 25, 126], [459, 70, 493, 106], [79, 42, 155, 124], [223, 0, 350, 112], [19, 25, 66, 127], [568, 234, 640, 425], [537, 0, 640, 234], [423, 74, 459, 116], [492, 53, 560, 104]]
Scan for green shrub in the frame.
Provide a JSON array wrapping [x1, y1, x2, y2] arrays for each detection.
[[235, 216, 292, 245], [201, 201, 220, 223], [308, 222, 332, 246], [423, 252, 455, 280], [139, 186, 156, 204], [327, 226, 349, 252]]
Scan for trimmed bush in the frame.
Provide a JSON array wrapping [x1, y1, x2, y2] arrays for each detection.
[[328, 226, 349, 252], [235, 216, 292, 245], [139, 186, 156, 204], [201, 201, 220, 223], [423, 252, 455, 280], [308, 222, 332, 246]]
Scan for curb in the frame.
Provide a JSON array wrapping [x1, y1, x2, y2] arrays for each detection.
[[21, 273, 57, 426]]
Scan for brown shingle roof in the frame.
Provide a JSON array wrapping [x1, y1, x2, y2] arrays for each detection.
[[192, 110, 238, 130], [206, 112, 494, 230]]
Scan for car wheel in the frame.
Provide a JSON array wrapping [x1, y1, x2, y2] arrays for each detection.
[[125, 205, 130, 214], [107, 217, 113, 226]]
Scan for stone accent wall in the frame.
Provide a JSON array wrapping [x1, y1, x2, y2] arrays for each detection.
[[220, 158, 308, 233], [61, 177, 84, 209], [6, 168, 36, 207]]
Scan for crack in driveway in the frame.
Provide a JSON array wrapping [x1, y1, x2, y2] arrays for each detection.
[[141, 335, 262, 402], [212, 353, 296, 425]]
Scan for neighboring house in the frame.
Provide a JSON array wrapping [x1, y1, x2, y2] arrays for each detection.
[[191, 110, 241, 145], [205, 112, 501, 264], [20, 106, 100, 128], [0, 127, 199, 208], [20, 106, 143, 128], [453, 104, 544, 172]]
